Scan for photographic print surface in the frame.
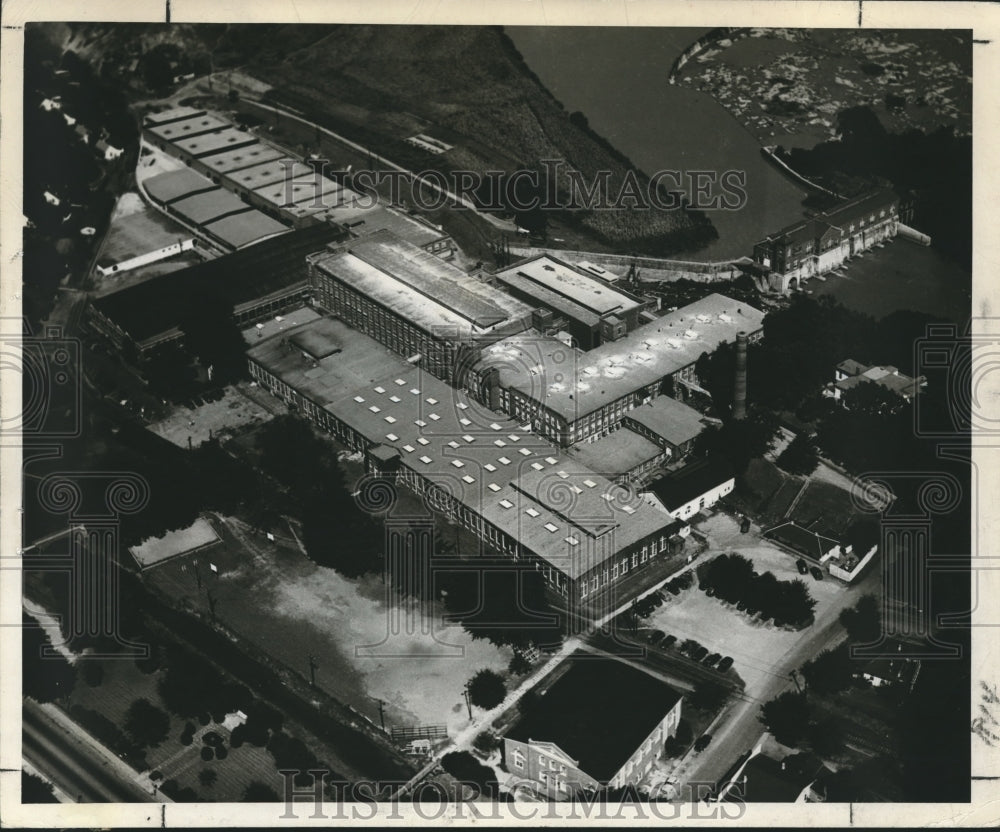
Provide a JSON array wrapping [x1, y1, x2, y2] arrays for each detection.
[[2, 2, 994, 827]]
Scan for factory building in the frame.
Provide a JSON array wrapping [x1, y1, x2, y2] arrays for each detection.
[[752, 189, 899, 293], [468, 294, 764, 446], [306, 230, 533, 383], [246, 316, 686, 608], [492, 255, 652, 349]]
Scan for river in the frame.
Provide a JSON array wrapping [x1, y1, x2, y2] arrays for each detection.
[[506, 26, 972, 324], [505, 26, 811, 260]]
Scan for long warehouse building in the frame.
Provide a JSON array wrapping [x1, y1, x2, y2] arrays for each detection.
[[468, 293, 765, 446], [246, 316, 687, 609]]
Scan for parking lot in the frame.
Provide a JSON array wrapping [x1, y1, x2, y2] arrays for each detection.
[[641, 513, 857, 700], [148, 384, 273, 448]]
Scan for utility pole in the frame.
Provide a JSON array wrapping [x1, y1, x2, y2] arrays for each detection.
[[790, 669, 802, 694], [206, 588, 217, 624], [462, 685, 472, 720], [375, 698, 386, 732], [308, 655, 318, 687], [192, 558, 202, 589]]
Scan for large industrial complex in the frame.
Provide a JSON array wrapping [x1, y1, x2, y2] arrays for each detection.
[[246, 315, 692, 607]]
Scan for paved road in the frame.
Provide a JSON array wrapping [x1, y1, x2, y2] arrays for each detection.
[[673, 561, 881, 794], [22, 699, 162, 804]]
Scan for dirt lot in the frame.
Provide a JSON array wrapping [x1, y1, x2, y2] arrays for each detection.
[[145, 514, 512, 734]]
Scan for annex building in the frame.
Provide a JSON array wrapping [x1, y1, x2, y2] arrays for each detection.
[[503, 654, 683, 798], [306, 230, 533, 383], [752, 189, 899, 293], [468, 294, 764, 446], [493, 255, 652, 349], [246, 316, 686, 607]]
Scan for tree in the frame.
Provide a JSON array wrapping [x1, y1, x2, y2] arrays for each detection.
[[801, 645, 854, 695], [776, 433, 820, 476], [689, 680, 729, 713], [760, 691, 811, 747], [694, 734, 713, 752], [467, 669, 506, 710], [440, 751, 498, 798], [242, 781, 280, 802], [696, 411, 780, 475], [839, 594, 881, 644], [124, 699, 171, 748]]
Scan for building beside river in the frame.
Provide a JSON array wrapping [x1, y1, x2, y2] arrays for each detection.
[[752, 189, 900, 293]]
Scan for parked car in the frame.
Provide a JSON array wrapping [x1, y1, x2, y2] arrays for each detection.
[[651, 593, 664, 608], [810, 566, 824, 581], [796, 558, 809, 575], [692, 646, 709, 662], [663, 635, 677, 648], [647, 629, 666, 646], [703, 653, 721, 668], [717, 656, 734, 672], [740, 516, 752, 533], [666, 582, 682, 596]]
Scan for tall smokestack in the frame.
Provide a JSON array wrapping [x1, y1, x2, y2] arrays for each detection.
[[733, 331, 748, 421]]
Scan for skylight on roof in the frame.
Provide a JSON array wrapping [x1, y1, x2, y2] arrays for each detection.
[[428, 413, 440, 421], [557, 471, 569, 479], [519, 448, 532, 456], [463, 435, 475, 443], [531, 462, 544, 471], [415, 419, 426, 427], [490, 423, 502, 431], [410, 388, 420, 395], [499, 499, 514, 509], [403, 444, 415, 453], [390, 395, 401, 403], [451, 460, 465, 468], [426, 397, 438, 405], [386, 433, 398, 441], [565, 536, 579, 546], [584, 479, 597, 488], [545, 457, 558, 465], [498, 457, 511, 465], [462, 475, 475, 484], [369, 405, 381, 413], [395, 378, 406, 386], [419, 455, 432, 464], [494, 439, 506, 447], [448, 440, 459, 449], [353, 396, 365, 403], [417, 437, 429, 445], [384, 415, 396, 424], [544, 523, 558, 533], [488, 483, 501, 492], [484, 464, 497, 472], [374, 386, 385, 394], [525, 508, 540, 517], [457, 402, 468, 410], [622, 505, 636, 515]]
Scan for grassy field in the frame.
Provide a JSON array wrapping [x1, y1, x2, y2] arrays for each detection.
[[789, 479, 865, 536]]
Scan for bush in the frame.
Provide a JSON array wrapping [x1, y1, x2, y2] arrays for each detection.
[[124, 698, 170, 749], [473, 731, 501, 756], [508, 652, 532, 676], [180, 721, 196, 746], [201, 746, 214, 761], [215, 745, 228, 760], [694, 734, 713, 752]]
